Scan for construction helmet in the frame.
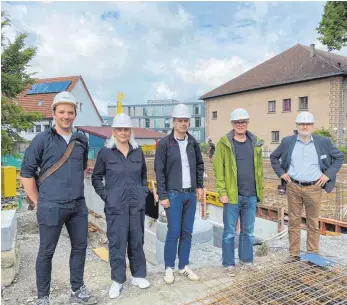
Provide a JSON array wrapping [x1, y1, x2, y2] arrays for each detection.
[[296, 111, 315, 124], [172, 104, 191, 119], [51, 91, 77, 109], [230, 108, 249, 121], [112, 113, 133, 128]]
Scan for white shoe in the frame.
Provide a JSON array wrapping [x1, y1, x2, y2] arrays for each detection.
[[178, 266, 200, 281], [163, 267, 175, 284], [109, 281, 122, 299], [224, 265, 236, 277], [132, 277, 150, 289]]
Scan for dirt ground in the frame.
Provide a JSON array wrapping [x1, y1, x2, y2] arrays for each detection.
[[2, 201, 347, 305], [0, 204, 279, 305]]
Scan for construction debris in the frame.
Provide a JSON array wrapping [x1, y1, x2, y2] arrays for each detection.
[[92, 247, 109, 262]]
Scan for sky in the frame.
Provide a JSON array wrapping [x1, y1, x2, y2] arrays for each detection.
[[2, 1, 347, 115]]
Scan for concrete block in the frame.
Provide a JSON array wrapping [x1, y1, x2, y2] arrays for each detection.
[[1, 235, 20, 287], [156, 239, 165, 266], [1, 210, 17, 251], [156, 218, 213, 244]]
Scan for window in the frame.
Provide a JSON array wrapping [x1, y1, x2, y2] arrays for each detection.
[[152, 106, 158, 116], [145, 118, 150, 128], [44, 125, 50, 131], [283, 99, 291, 111], [164, 106, 168, 116], [154, 119, 160, 128], [128, 107, 132, 116], [212, 111, 217, 119], [268, 101, 276, 113], [195, 117, 201, 128], [28, 126, 35, 133], [192, 130, 200, 140], [143, 107, 148, 116], [272, 131, 280, 143], [35, 125, 42, 133], [194, 105, 199, 115], [299, 96, 308, 110], [294, 130, 298, 135], [164, 118, 170, 128]]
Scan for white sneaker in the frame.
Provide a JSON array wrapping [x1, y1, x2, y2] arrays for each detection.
[[178, 266, 200, 281], [109, 281, 122, 299], [132, 277, 150, 289], [224, 265, 236, 277], [163, 267, 175, 284]]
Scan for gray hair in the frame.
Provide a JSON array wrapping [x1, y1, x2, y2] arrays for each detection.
[[105, 129, 139, 149]]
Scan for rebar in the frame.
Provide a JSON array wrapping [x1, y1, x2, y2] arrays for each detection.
[[185, 260, 347, 305]]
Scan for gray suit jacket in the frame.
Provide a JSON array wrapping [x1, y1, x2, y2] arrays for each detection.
[[270, 135, 345, 192]]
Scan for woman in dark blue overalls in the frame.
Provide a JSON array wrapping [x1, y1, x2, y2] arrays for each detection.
[[92, 113, 150, 299]]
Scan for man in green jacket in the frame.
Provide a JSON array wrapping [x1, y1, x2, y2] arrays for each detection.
[[213, 108, 264, 275]]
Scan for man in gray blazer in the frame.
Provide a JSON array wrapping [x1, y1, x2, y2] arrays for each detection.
[[270, 112, 344, 260]]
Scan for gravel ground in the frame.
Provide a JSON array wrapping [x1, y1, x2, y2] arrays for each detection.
[[268, 230, 347, 265], [2, 205, 347, 305]]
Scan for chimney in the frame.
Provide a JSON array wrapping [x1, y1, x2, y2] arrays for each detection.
[[310, 44, 315, 58]]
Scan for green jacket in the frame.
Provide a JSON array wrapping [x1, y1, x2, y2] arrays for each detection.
[[213, 130, 264, 204]]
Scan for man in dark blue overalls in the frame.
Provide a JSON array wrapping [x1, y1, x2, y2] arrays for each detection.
[[20, 91, 98, 305]]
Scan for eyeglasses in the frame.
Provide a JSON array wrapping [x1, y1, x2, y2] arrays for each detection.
[[232, 120, 249, 125], [297, 123, 313, 127]]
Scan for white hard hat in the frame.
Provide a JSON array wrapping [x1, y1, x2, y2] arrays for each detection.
[[230, 108, 249, 121], [296, 111, 315, 123], [172, 104, 191, 119], [112, 113, 133, 128], [52, 91, 77, 109]]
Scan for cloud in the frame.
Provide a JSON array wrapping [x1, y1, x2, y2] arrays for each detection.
[[2, 1, 346, 115]]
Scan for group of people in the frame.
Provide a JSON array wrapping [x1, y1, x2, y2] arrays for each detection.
[[20, 91, 344, 305]]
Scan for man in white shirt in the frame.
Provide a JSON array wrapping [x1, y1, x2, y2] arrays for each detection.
[[154, 103, 204, 285]]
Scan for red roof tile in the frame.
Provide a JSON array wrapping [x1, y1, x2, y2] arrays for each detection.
[[200, 44, 347, 100], [16, 75, 103, 122], [76, 126, 166, 139]]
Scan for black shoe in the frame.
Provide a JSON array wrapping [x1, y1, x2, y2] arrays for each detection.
[[70, 285, 98, 304]]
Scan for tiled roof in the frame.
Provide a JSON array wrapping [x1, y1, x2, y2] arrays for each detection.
[[16, 75, 103, 122], [200, 44, 347, 100], [76, 126, 166, 139]]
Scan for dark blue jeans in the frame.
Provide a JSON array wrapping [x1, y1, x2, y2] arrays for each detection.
[[36, 202, 88, 298], [164, 191, 196, 269], [222, 196, 257, 267]]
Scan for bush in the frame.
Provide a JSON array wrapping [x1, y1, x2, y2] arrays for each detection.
[[338, 144, 347, 163], [200, 142, 209, 154]]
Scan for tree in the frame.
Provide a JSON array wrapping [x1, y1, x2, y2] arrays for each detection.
[[1, 11, 43, 156], [316, 2, 347, 51]]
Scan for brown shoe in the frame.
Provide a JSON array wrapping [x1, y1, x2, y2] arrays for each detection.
[[284, 256, 300, 263]]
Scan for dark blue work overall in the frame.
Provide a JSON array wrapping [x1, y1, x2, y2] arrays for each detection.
[[92, 146, 148, 284]]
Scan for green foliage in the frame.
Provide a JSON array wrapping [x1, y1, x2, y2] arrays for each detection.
[[200, 142, 209, 154], [339, 145, 347, 163], [312, 127, 334, 139], [1, 11, 43, 156], [316, 1, 347, 51]]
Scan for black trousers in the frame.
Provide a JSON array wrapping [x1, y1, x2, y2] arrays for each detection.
[[36, 202, 88, 298], [106, 208, 146, 284]]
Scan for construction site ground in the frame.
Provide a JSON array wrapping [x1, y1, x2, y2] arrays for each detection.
[[2, 204, 347, 305]]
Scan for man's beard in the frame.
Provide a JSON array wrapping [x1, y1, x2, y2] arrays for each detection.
[[298, 130, 311, 137]]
